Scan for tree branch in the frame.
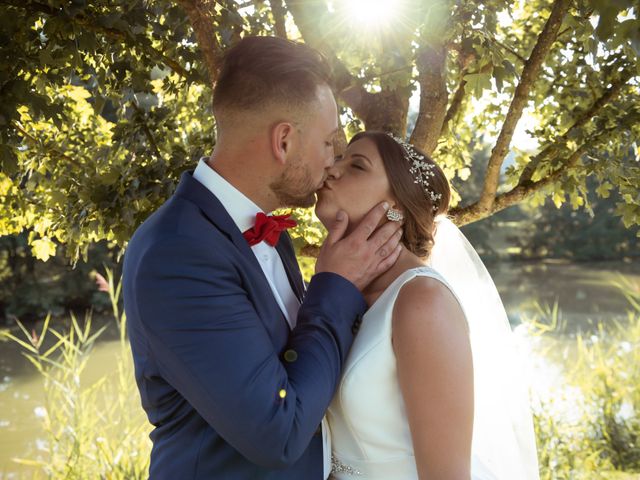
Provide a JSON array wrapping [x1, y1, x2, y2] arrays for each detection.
[[518, 69, 633, 185], [334, 113, 348, 154], [130, 101, 163, 160], [440, 70, 468, 137], [285, 0, 373, 119], [439, 24, 476, 139], [451, 112, 632, 226], [270, 0, 287, 39], [11, 121, 84, 169], [1, 0, 193, 80], [451, 146, 585, 226], [491, 37, 527, 64], [176, 0, 225, 87], [410, 43, 449, 155], [477, 0, 571, 214], [235, 0, 254, 9]]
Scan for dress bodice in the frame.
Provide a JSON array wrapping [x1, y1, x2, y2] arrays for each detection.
[[328, 267, 459, 479], [327, 266, 505, 480]]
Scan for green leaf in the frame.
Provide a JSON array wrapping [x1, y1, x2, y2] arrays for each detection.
[[0, 145, 18, 175], [502, 59, 517, 77], [463, 73, 492, 98], [493, 65, 505, 92], [594, 5, 621, 40], [570, 192, 584, 210], [31, 237, 57, 262], [552, 191, 565, 209], [457, 167, 471, 181], [596, 181, 613, 199], [100, 169, 120, 186]]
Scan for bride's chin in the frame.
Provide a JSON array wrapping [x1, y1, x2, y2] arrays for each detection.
[[314, 204, 333, 228]]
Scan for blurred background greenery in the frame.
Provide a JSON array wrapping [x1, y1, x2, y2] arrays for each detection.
[[1, 0, 639, 478]]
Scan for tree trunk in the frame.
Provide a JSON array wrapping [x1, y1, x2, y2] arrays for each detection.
[[363, 89, 410, 137], [411, 44, 449, 155]]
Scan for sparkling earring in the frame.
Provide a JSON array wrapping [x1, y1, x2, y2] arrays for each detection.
[[386, 208, 404, 222]]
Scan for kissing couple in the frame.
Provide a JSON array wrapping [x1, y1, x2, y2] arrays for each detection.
[[123, 36, 539, 480]]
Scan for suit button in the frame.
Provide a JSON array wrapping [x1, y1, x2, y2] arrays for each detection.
[[283, 349, 298, 362]]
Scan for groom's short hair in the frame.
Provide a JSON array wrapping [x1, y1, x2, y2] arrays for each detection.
[[212, 36, 332, 121]]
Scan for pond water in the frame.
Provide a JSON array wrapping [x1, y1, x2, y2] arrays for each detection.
[[1, 260, 638, 478]]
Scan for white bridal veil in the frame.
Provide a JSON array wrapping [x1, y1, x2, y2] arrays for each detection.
[[428, 216, 540, 480]]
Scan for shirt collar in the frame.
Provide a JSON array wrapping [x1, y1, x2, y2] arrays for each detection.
[[193, 157, 264, 232]]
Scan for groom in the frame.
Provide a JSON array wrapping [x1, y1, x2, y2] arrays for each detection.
[[123, 36, 402, 479]]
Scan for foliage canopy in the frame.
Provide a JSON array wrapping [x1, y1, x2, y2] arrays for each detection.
[[0, 0, 638, 260]]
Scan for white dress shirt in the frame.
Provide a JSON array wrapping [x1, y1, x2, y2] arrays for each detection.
[[193, 158, 331, 478], [193, 158, 299, 327]]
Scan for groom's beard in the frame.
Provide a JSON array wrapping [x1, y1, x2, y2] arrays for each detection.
[[270, 156, 318, 208]]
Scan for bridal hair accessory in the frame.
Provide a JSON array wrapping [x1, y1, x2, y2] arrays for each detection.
[[387, 133, 442, 212], [386, 208, 404, 222]]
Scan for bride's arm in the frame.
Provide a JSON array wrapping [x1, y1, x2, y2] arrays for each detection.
[[392, 277, 474, 480]]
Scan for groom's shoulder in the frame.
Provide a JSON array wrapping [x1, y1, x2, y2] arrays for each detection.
[[127, 193, 227, 258]]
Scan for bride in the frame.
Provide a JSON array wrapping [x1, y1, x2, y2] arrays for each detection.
[[314, 131, 539, 479]]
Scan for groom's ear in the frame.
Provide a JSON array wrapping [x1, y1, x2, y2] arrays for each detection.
[[270, 122, 295, 166]]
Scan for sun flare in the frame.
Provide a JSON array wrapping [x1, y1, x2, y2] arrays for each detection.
[[344, 0, 401, 28]]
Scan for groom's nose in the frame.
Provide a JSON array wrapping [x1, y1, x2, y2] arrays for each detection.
[[324, 147, 335, 169]]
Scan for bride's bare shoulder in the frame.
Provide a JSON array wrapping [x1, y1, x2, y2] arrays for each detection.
[[391, 275, 468, 340]]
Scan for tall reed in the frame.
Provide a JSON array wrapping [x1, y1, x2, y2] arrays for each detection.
[[530, 274, 640, 479], [1, 269, 151, 479]]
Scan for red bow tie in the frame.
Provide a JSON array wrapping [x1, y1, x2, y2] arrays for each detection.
[[243, 212, 297, 247]]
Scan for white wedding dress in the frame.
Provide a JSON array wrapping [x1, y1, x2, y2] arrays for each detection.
[[328, 267, 481, 478], [327, 264, 538, 479]]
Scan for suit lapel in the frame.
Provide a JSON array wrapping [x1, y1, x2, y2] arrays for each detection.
[[174, 171, 300, 327], [174, 171, 261, 265], [174, 171, 282, 319], [275, 233, 305, 302]]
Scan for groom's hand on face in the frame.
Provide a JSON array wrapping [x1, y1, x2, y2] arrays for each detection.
[[315, 202, 403, 291]]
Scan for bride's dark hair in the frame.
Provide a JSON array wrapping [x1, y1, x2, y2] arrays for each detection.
[[349, 131, 451, 258]]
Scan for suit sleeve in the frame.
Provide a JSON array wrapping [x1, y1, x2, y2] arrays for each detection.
[[131, 234, 366, 468]]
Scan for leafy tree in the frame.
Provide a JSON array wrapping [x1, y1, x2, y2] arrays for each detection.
[[0, 0, 638, 261], [453, 144, 640, 262]]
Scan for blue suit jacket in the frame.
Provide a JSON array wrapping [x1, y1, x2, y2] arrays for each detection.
[[123, 172, 366, 479]]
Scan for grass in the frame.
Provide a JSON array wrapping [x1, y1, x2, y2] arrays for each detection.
[[0, 269, 151, 479], [2, 269, 640, 478], [527, 276, 640, 479]]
